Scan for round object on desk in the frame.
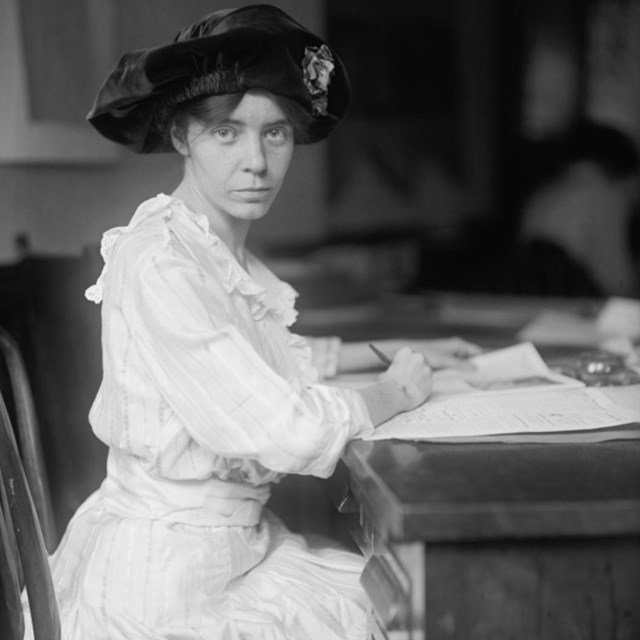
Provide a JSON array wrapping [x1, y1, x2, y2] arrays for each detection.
[[564, 350, 640, 386]]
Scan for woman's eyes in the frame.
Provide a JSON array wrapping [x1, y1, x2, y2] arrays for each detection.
[[264, 126, 291, 144], [211, 127, 237, 142], [209, 126, 291, 144]]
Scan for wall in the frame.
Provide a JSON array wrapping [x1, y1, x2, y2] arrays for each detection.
[[0, 0, 327, 263], [7, 1, 637, 270], [586, 0, 640, 140], [324, 0, 500, 240]]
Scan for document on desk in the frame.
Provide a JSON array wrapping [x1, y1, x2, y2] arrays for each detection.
[[358, 343, 640, 443], [428, 341, 582, 399]]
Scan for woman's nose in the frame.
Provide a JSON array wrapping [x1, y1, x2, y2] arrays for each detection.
[[242, 135, 267, 174]]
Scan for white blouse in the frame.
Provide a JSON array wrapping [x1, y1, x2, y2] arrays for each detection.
[[23, 194, 373, 640], [85, 194, 373, 525]]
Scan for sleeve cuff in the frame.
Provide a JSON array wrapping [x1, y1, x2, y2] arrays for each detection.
[[307, 335, 342, 380], [341, 387, 375, 440]]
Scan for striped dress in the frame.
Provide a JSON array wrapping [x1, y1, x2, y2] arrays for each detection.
[[25, 194, 373, 639]]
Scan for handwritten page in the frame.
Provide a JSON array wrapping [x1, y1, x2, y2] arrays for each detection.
[[328, 342, 640, 442], [364, 386, 640, 442], [333, 342, 638, 443]]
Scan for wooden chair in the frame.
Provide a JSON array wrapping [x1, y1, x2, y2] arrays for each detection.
[[0, 327, 57, 551], [0, 388, 61, 640]]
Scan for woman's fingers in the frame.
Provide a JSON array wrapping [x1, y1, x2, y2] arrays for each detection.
[[381, 347, 433, 409], [411, 337, 484, 370], [447, 337, 484, 357]]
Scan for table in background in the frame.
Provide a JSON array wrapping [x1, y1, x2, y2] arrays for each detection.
[[296, 290, 606, 353]]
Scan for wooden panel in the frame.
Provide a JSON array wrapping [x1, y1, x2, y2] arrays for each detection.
[[0, 483, 25, 640], [344, 439, 640, 542], [424, 537, 640, 639]]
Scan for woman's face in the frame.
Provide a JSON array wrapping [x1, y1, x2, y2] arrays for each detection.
[[176, 91, 295, 225]]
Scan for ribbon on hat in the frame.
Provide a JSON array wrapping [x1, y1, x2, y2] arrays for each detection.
[[302, 44, 335, 116]]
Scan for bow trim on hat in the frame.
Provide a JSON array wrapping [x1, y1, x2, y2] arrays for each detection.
[[302, 45, 335, 116]]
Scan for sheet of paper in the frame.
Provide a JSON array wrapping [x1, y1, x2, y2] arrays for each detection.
[[364, 386, 640, 441], [600, 384, 640, 415], [518, 300, 640, 348], [328, 342, 582, 395], [432, 341, 582, 399], [328, 342, 639, 442], [517, 309, 608, 346], [596, 297, 640, 340]]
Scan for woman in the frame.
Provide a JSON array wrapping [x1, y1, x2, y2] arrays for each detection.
[[29, 6, 477, 639]]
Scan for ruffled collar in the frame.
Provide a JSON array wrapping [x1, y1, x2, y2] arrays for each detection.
[[86, 194, 300, 327]]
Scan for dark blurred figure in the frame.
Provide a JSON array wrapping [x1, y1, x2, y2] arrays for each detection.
[[511, 120, 640, 298]]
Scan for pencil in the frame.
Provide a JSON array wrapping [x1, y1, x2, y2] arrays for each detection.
[[369, 343, 392, 366]]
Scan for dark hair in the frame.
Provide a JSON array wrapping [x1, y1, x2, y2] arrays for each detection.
[[560, 120, 640, 179], [168, 90, 315, 148]]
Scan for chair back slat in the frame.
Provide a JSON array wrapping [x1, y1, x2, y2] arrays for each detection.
[[0, 391, 61, 640], [0, 478, 25, 640], [0, 327, 57, 552], [0, 472, 23, 589]]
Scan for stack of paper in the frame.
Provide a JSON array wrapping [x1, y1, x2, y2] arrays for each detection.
[[360, 343, 640, 443], [517, 296, 640, 354]]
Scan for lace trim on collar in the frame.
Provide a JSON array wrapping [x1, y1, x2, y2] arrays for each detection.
[[85, 194, 299, 327]]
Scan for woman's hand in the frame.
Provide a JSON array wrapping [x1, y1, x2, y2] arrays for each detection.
[[358, 347, 432, 426], [379, 346, 433, 411], [336, 336, 483, 376], [407, 337, 483, 370]]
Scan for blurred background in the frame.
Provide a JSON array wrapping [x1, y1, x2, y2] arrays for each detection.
[[1, 0, 640, 543], [1, 0, 639, 292]]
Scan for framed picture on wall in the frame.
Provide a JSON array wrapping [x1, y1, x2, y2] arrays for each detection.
[[0, 0, 118, 164]]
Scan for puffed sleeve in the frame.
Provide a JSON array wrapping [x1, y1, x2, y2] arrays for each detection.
[[124, 246, 374, 478]]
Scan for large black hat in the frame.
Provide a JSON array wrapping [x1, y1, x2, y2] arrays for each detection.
[[87, 4, 351, 152]]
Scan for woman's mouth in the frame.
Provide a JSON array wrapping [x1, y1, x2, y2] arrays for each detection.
[[235, 187, 270, 201]]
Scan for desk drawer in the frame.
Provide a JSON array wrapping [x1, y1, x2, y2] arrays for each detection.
[[362, 552, 411, 632], [331, 474, 424, 638]]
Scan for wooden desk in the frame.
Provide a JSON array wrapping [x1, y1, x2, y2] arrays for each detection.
[[334, 441, 640, 640], [312, 293, 640, 639], [334, 439, 640, 639]]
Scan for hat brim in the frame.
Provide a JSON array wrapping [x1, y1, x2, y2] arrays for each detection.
[[87, 6, 351, 152]]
